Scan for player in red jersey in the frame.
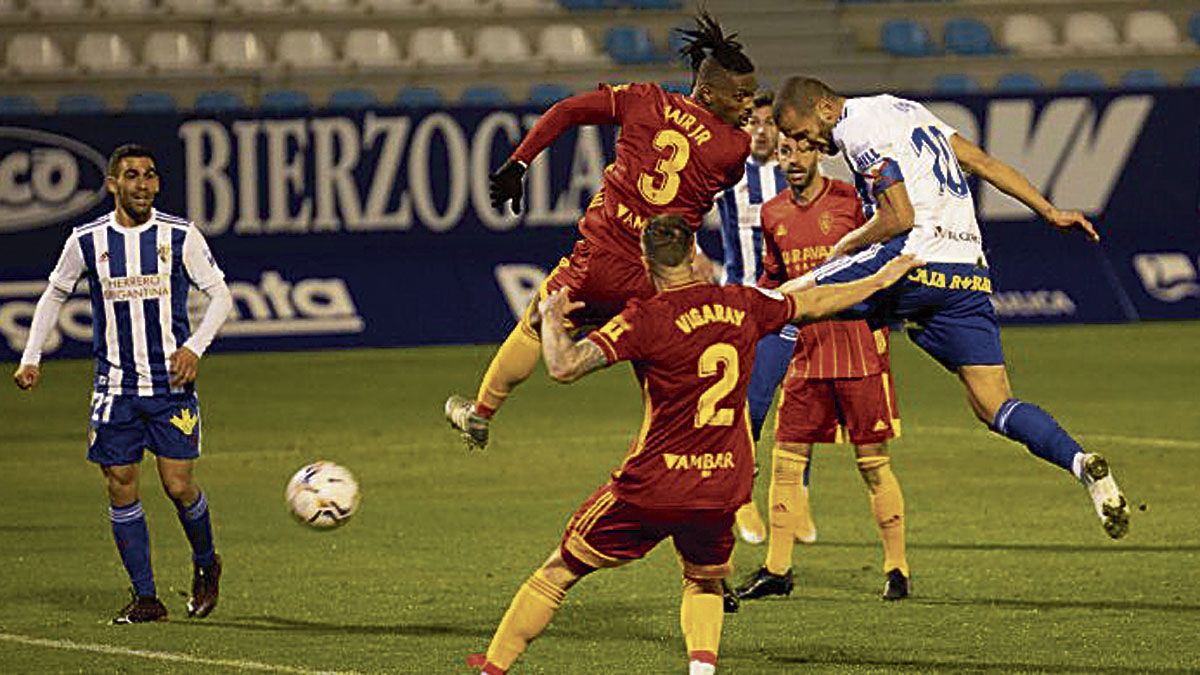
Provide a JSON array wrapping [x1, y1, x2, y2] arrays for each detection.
[[446, 12, 757, 450], [467, 216, 920, 675], [735, 134, 912, 602]]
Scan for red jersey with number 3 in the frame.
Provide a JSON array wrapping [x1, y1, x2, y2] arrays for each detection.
[[586, 282, 796, 510], [583, 83, 750, 261]]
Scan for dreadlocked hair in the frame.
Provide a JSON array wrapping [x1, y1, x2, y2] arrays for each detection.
[[642, 215, 694, 270], [675, 11, 753, 75]]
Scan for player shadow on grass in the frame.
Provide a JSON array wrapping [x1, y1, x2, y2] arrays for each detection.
[[186, 615, 492, 638], [817, 539, 1200, 554], [765, 652, 1196, 674]]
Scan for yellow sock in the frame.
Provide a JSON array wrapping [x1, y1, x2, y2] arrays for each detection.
[[476, 324, 542, 416], [485, 569, 566, 669], [679, 578, 723, 663], [857, 456, 908, 576], [765, 448, 808, 576]]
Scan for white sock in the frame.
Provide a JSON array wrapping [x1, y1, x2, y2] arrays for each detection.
[[1071, 452, 1086, 481], [689, 660, 716, 675]]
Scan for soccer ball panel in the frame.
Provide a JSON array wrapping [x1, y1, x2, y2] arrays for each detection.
[[286, 461, 360, 529]]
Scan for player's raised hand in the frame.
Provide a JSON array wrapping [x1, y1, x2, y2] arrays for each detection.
[[877, 254, 925, 287], [1045, 207, 1100, 242], [538, 289, 584, 325], [168, 347, 200, 387], [489, 159, 527, 214], [13, 364, 40, 391]]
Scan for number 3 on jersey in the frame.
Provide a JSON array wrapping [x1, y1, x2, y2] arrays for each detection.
[[638, 129, 691, 206], [695, 343, 738, 428]]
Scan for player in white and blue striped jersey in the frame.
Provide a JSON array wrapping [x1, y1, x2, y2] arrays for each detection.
[[12, 145, 234, 623]]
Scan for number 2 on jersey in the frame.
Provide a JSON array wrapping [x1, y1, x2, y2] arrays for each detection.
[[910, 125, 969, 198], [695, 343, 738, 428], [638, 129, 691, 206]]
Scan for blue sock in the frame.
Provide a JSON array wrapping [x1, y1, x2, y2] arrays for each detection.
[[992, 399, 1081, 472], [109, 501, 155, 597], [802, 457, 812, 488], [174, 491, 215, 567]]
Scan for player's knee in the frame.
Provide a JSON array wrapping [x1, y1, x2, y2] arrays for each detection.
[[683, 576, 724, 595], [161, 475, 197, 502], [106, 480, 138, 505], [855, 455, 890, 485]]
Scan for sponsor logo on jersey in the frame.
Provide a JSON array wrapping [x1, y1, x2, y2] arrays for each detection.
[[0, 127, 108, 234], [852, 148, 881, 172], [1132, 253, 1200, 303], [662, 451, 735, 478], [931, 226, 981, 244]]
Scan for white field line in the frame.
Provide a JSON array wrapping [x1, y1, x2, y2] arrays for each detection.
[[911, 424, 1200, 450], [0, 632, 361, 674]]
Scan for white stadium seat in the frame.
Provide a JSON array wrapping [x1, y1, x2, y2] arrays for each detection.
[[96, 0, 156, 16], [496, 0, 557, 13], [5, 34, 68, 76], [1124, 10, 1185, 52], [144, 31, 205, 72], [297, 0, 358, 12], [344, 29, 404, 68], [75, 32, 138, 73], [361, 0, 424, 12], [1063, 12, 1123, 54], [429, 0, 492, 13], [277, 30, 338, 70], [475, 25, 535, 66], [408, 27, 472, 67], [1000, 13, 1059, 55], [210, 31, 270, 72], [0, 0, 28, 16], [538, 24, 606, 66], [163, 0, 222, 15], [230, 0, 289, 14], [28, 0, 87, 16]]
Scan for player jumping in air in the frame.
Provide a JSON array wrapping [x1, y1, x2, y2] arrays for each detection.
[[771, 77, 1130, 538], [12, 144, 230, 623], [467, 216, 921, 675], [736, 134, 910, 602], [446, 12, 757, 450]]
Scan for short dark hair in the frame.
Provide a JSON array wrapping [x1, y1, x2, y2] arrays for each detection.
[[774, 76, 836, 119], [642, 215, 694, 270], [752, 89, 774, 109], [107, 144, 156, 177], [675, 11, 754, 79]]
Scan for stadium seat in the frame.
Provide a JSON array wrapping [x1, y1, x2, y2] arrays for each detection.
[[75, 33, 138, 74], [56, 94, 107, 114], [408, 27, 472, 67], [0, 0, 24, 16], [1185, 67, 1200, 86], [558, 0, 615, 9], [1190, 11, 1200, 47], [327, 88, 378, 109], [460, 85, 510, 106], [163, 0, 221, 14], [276, 30, 338, 70], [28, 0, 86, 16], [1063, 12, 1122, 53], [230, 0, 289, 13], [125, 91, 178, 112], [527, 83, 573, 106], [429, 0, 492, 12], [194, 90, 247, 113], [396, 86, 445, 107], [475, 26, 535, 66], [605, 25, 667, 64], [660, 80, 689, 94], [5, 34, 68, 76], [1120, 68, 1167, 89], [1124, 11, 1185, 52], [943, 18, 996, 55], [0, 95, 40, 115], [995, 72, 1043, 93], [298, 0, 357, 12], [344, 29, 404, 69], [881, 19, 936, 57], [1000, 13, 1058, 55], [96, 0, 156, 15], [143, 31, 205, 72], [627, 0, 682, 8], [933, 73, 980, 94], [260, 89, 313, 112], [538, 24, 606, 65], [495, 0, 556, 12], [1057, 69, 1105, 91], [361, 0, 426, 12], [210, 31, 270, 72]]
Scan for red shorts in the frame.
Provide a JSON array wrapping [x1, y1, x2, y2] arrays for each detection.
[[775, 371, 900, 445], [559, 483, 737, 580]]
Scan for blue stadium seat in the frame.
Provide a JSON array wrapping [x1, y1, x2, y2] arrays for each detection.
[[1189, 10, 1200, 46], [558, 0, 615, 9], [260, 90, 313, 113], [933, 73, 980, 94], [194, 91, 246, 113], [125, 92, 177, 113], [660, 80, 690, 95], [995, 72, 1043, 93], [624, 0, 682, 9], [605, 26, 667, 64], [1057, 70, 1106, 91], [56, 94, 107, 114], [0, 95, 40, 115], [943, 18, 997, 55], [327, 88, 378, 110], [527, 83, 574, 107], [1120, 69, 1167, 89], [881, 19, 937, 57], [396, 87, 445, 108], [1185, 67, 1200, 87], [460, 85, 510, 107]]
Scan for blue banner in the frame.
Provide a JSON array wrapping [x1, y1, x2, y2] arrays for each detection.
[[1, 88, 1198, 362]]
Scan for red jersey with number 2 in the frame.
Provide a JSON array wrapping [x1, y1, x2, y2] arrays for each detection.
[[586, 282, 796, 510]]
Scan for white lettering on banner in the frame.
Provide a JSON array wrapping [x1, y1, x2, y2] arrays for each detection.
[[312, 117, 363, 231], [0, 128, 107, 233], [360, 114, 411, 230], [180, 120, 234, 235], [265, 119, 311, 232], [1132, 253, 1200, 303], [408, 113, 468, 233], [494, 264, 548, 320], [234, 121, 262, 233], [990, 290, 1077, 317]]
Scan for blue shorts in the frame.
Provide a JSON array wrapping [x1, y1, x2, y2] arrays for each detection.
[[813, 236, 1005, 371], [87, 392, 202, 466]]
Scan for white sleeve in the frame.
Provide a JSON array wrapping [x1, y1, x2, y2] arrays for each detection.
[[182, 280, 231, 357], [182, 227, 224, 291], [47, 233, 85, 293], [20, 285, 70, 366], [834, 114, 906, 196]]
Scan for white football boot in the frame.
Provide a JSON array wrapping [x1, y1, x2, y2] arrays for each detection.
[[1079, 453, 1130, 539]]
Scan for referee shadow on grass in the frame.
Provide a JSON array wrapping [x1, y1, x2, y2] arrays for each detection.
[[766, 653, 1196, 673], [188, 615, 491, 639]]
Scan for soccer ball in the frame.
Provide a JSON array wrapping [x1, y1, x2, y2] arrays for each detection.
[[286, 461, 360, 529]]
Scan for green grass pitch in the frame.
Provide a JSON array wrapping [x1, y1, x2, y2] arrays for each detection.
[[1, 322, 1198, 673]]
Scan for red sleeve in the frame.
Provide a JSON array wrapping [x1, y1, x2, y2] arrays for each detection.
[[757, 212, 785, 289], [511, 88, 618, 164], [585, 301, 646, 364], [746, 287, 795, 337]]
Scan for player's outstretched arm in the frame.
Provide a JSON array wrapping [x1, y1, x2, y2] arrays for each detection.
[[13, 283, 71, 390], [950, 134, 1099, 242], [539, 290, 607, 383], [830, 182, 915, 259], [788, 254, 923, 322]]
